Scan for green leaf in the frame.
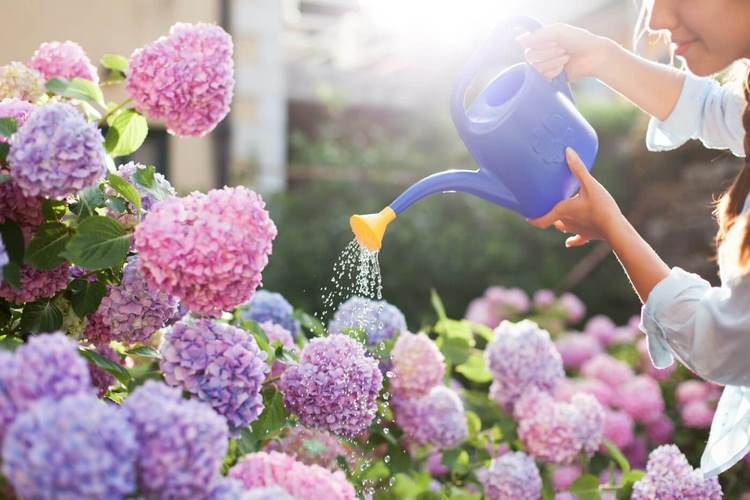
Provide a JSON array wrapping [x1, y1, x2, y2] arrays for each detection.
[[107, 173, 142, 214], [0, 336, 23, 351], [72, 186, 106, 219], [24, 222, 71, 270], [241, 319, 274, 360], [0, 301, 9, 328], [69, 278, 107, 317], [41, 199, 67, 221], [569, 474, 601, 500], [439, 335, 471, 364], [0, 143, 9, 163], [20, 300, 63, 333], [78, 347, 132, 386], [125, 345, 161, 359], [0, 219, 25, 264], [341, 326, 367, 345], [133, 165, 155, 188], [46, 77, 105, 108], [100, 53, 128, 73], [455, 352, 492, 383], [293, 308, 326, 336], [616, 470, 646, 500], [105, 109, 147, 157], [602, 438, 631, 475], [247, 389, 290, 441], [0, 117, 17, 138], [301, 438, 328, 456], [3, 262, 20, 289], [441, 448, 469, 475], [465, 411, 481, 438], [62, 216, 131, 270], [430, 288, 447, 321]]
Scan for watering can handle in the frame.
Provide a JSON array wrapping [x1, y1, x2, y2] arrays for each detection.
[[450, 16, 574, 131]]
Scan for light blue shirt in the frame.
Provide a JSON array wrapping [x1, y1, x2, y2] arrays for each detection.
[[640, 72, 750, 476]]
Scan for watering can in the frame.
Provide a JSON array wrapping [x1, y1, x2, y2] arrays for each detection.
[[350, 16, 598, 251]]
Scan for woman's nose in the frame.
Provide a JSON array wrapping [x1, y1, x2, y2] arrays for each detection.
[[648, 0, 679, 33]]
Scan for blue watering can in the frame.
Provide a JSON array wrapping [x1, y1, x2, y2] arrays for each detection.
[[350, 16, 598, 250]]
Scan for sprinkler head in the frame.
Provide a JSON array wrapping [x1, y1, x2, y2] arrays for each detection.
[[349, 207, 396, 251]]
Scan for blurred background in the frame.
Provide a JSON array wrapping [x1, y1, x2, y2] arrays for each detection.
[[1, 0, 742, 326]]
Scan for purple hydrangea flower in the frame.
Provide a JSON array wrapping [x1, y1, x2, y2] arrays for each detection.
[[0, 260, 69, 304], [618, 375, 665, 424], [123, 381, 229, 499], [559, 292, 586, 324], [327, 296, 407, 345], [2, 393, 136, 499], [28, 40, 98, 83], [6, 333, 93, 418], [393, 386, 468, 450], [98, 255, 178, 344], [552, 465, 581, 492], [279, 334, 382, 437], [83, 308, 114, 347], [228, 451, 356, 500], [0, 62, 44, 102], [632, 445, 722, 499], [603, 409, 635, 450], [239, 289, 301, 338], [268, 426, 352, 470], [127, 23, 234, 137], [580, 353, 634, 388], [554, 332, 602, 370], [583, 315, 618, 347], [486, 320, 564, 411], [0, 351, 17, 443], [135, 186, 277, 316], [390, 331, 445, 398], [645, 415, 674, 444], [0, 98, 35, 143], [160, 319, 269, 433], [465, 286, 530, 328], [0, 173, 43, 228], [206, 477, 248, 500], [244, 486, 295, 500], [477, 451, 542, 500], [9, 102, 106, 198]]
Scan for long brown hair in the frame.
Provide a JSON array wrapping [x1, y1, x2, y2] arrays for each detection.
[[713, 66, 750, 275]]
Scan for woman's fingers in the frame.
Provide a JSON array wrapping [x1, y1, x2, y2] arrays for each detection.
[[537, 55, 570, 80], [565, 234, 589, 247], [528, 198, 574, 228], [565, 148, 593, 191], [524, 45, 566, 64]]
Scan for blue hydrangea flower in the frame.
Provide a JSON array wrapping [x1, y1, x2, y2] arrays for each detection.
[[123, 380, 230, 499], [238, 290, 301, 338], [2, 393, 137, 499], [328, 296, 406, 345]]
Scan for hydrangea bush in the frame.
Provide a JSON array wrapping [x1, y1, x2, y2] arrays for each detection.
[[0, 24, 746, 500]]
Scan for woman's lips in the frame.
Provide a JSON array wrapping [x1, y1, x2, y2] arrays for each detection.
[[674, 39, 696, 56]]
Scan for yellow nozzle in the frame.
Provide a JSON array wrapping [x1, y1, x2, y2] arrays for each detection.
[[350, 207, 396, 251]]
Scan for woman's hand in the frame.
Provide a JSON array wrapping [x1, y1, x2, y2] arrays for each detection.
[[516, 23, 618, 81], [529, 148, 625, 247]]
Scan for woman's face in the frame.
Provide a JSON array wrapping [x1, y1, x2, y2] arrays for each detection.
[[649, 0, 750, 75]]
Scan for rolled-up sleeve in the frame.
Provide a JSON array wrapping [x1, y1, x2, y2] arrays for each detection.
[[646, 73, 746, 157], [640, 267, 750, 386]]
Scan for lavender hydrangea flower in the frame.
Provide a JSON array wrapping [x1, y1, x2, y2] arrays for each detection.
[[206, 477, 248, 500], [393, 386, 468, 450], [0, 62, 44, 102], [389, 331, 445, 398], [554, 332, 602, 370], [8, 102, 106, 198], [135, 186, 277, 316], [645, 415, 674, 444], [477, 451, 542, 500], [2, 393, 137, 499], [328, 296, 407, 345], [465, 286, 530, 328], [160, 319, 269, 433], [98, 255, 178, 344], [632, 445, 722, 499], [279, 334, 382, 437], [83, 308, 115, 347], [243, 486, 295, 500], [559, 292, 586, 324], [123, 381, 229, 499], [6, 333, 93, 416], [486, 320, 564, 411], [0, 351, 17, 443], [127, 23, 234, 137], [28, 40, 98, 83], [239, 290, 301, 338]]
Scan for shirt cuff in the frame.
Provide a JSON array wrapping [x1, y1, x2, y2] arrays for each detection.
[[639, 267, 700, 369], [646, 73, 713, 152]]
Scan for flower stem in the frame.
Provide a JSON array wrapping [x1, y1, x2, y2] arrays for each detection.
[[99, 98, 133, 127]]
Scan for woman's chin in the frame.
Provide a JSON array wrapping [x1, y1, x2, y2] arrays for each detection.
[[681, 54, 734, 77]]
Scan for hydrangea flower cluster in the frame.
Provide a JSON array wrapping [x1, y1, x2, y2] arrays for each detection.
[[243, 486, 295, 500], [393, 386, 468, 450], [0, 173, 43, 228], [2, 393, 137, 499], [123, 381, 229, 499], [465, 286, 530, 327], [261, 320, 298, 377], [239, 290, 301, 337], [559, 292, 586, 324], [28, 40, 98, 83], [160, 319, 269, 432], [582, 315, 618, 346], [485, 319, 563, 411], [269, 426, 351, 470], [0, 62, 44, 102], [0, 260, 69, 304], [618, 375, 665, 424], [206, 478, 247, 500], [228, 451, 356, 500], [552, 464, 582, 492], [97, 256, 178, 344], [327, 296, 407, 345], [645, 415, 674, 445], [135, 186, 277, 316], [477, 451, 542, 500], [514, 389, 604, 465], [580, 353, 634, 388], [554, 332, 602, 370], [632, 445, 722, 499], [279, 334, 382, 437], [8, 102, 106, 198], [0, 352, 17, 443], [127, 22, 234, 137], [675, 379, 720, 429], [0, 98, 35, 143], [108, 161, 176, 227], [602, 409, 635, 450], [389, 331, 445, 398], [83, 308, 114, 347]]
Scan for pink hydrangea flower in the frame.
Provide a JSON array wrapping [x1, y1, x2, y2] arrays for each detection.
[[127, 23, 234, 137], [681, 400, 715, 429], [603, 409, 634, 450], [465, 286, 530, 327], [28, 41, 98, 83], [632, 445, 722, 499], [618, 375, 664, 424], [477, 451, 542, 500], [552, 465, 581, 492], [580, 353, 634, 388], [0, 261, 69, 304], [0, 62, 44, 102], [624, 436, 648, 470], [228, 451, 356, 500], [0, 174, 43, 228], [0, 99, 35, 143], [645, 415, 674, 444], [558, 292, 585, 324], [583, 315, 618, 346], [390, 331, 445, 398], [554, 332, 601, 370], [533, 289, 557, 308], [393, 386, 468, 450], [135, 186, 276, 316], [676, 380, 710, 406]]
